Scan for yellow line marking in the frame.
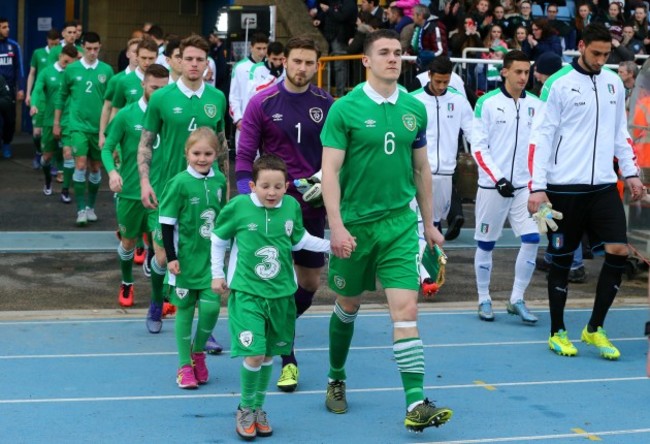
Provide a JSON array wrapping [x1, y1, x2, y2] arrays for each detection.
[[572, 427, 602, 441], [473, 380, 497, 391]]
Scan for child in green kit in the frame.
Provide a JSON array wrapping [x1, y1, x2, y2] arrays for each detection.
[[159, 127, 227, 389], [211, 154, 350, 440]]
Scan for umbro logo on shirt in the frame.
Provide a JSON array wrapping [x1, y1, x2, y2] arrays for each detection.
[[50, 77, 56, 81], [365, 119, 376, 128], [75, 76, 82, 81], [189, 197, 200, 205], [247, 223, 258, 231], [135, 124, 143, 131], [272, 113, 283, 121], [173, 107, 183, 114], [129, 89, 137, 95]]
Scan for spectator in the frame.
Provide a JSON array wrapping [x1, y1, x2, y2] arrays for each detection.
[[545, 3, 575, 49], [502, 0, 519, 19], [482, 44, 508, 91], [360, 0, 386, 26], [618, 60, 639, 112], [411, 4, 448, 72], [348, 13, 381, 55], [508, 25, 529, 50], [437, 0, 463, 34], [575, 2, 595, 43], [622, 24, 646, 55], [469, 0, 494, 38], [389, 0, 419, 19], [597, 1, 625, 33], [493, 5, 514, 38], [510, 1, 535, 34], [315, 0, 358, 97], [448, 16, 484, 57], [628, 5, 650, 47], [524, 18, 563, 62], [608, 25, 636, 63], [532, 51, 563, 96], [387, 5, 413, 34], [483, 23, 508, 49]]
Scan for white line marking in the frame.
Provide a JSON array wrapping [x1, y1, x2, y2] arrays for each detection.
[[411, 427, 650, 443], [0, 376, 645, 404], [0, 337, 645, 360]]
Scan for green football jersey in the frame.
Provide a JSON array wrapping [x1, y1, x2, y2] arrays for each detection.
[[213, 194, 306, 298], [102, 98, 151, 200], [103, 68, 129, 102], [142, 80, 227, 195], [30, 47, 52, 78], [159, 167, 227, 289], [56, 59, 114, 133], [111, 68, 144, 109], [48, 43, 83, 65], [31, 63, 66, 127], [320, 83, 428, 225]]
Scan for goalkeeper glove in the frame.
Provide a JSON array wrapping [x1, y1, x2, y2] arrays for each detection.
[[532, 202, 563, 234], [294, 170, 323, 207], [496, 178, 515, 198]]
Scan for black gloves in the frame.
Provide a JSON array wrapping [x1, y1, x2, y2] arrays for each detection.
[[496, 178, 515, 198]]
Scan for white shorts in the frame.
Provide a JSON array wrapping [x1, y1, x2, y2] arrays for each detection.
[[474, 187, 538, 242], [432, 175, 452, 223]]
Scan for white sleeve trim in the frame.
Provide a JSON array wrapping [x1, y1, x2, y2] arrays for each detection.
[[210, 233, 230, 279], [292, 232, 331, 252], [159, 216, 177, 225]]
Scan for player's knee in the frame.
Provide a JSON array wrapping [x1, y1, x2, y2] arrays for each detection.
[[521, 233, 540, 244], [334, 299, 359, 323], [121, 238, 137, 251], [88, 171, 101, 185], [477, 240, 496, 252], [72, 169, 86, 182], [244, 355, 265, 368], [604, 244, 629, 256]]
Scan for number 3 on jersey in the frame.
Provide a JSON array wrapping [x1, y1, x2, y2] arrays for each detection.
[[254, 246, 280, 280]]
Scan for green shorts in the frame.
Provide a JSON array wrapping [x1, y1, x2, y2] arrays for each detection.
[[32, 109, 43, 128], [116, 196, 149, 239], [228, 290, 296, 358], [147, 209, 164, 247], [60, 128, 72, 148], [169, 286, 219, 309], [329, 206, 420, 296], [41, 126, 61, 154], [70, 131, 101, 160]]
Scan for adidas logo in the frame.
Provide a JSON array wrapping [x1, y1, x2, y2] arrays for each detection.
[[364, 119, 376, 128], [272, 113, 283, 121], [247, 223, 258, 231]]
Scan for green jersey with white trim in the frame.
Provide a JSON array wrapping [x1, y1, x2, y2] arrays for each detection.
[[213, 194, 307, 298], [320, 83, 428, 225], [142, 79, 227, 195], [102, 98, 151, 200], [31, 63, 68, 127], [48, 43, 83, 65], [30, 47, 51, 79], [56, 59, 114, 133], [103, 68, 129, 102], [159, 167, 227, 289], [111, 69, 144, 109]]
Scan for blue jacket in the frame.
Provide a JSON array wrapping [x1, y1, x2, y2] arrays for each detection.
[[0, 37, 25, 92]]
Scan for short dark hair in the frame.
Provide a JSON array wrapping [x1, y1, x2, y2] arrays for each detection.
[[145, 63, 170, 80], [363, 29, 400, 55], [284, 35, 321, 59], [502, 49, 529, 69], [250, 32, 269, 45], [164, 38, 181, 57], [137, 37, 158, 54], [252, 154, 287, 182], [179, 34, 209, 57], [428, 56, 453, 75], [47, 29, 60, 40], [267, 41, 284, 56], [581, 23, 613, 46], [62, 21, 77, 31], [389, 5, 404, 17], [148, 25, 164, 40], [61, 43, 79, 59], [0, 17, 8, 25], [83, 32, 101, 44]]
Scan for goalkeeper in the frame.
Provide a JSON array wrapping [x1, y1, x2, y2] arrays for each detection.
[[528, 23, 645, 360], [471, 50, 542, 325], [235, 36, 334, 393]]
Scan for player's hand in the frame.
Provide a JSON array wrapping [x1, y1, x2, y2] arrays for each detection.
[[16, 90, 25, 102], [626, 176, 646, 201], [53, 123, 61, 140], [211, 278, 229, 295], [167, 260, 180, 275], [141, 181, 158, 209], [527, 190, 548, 213], [496, 178, 515, 198], [30, 106, 38, 116], [532, 202, 563, 234], [99, 133, 106, 149], [108, 171, 123, 193], [424, 223, 445, 249], [330, 224, 357, 259]]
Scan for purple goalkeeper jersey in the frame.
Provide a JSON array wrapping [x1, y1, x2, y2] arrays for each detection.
[[236, 81, 333, 218]]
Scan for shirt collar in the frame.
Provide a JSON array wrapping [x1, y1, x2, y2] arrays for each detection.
[[135, 67, 145, 80], [54, 62, 63, 72], [177, 77, 205, 98], [571, 59, 600, 77], [138, 97, 147, 113], [250, 193, 283, 208], [125, 65, 133, 75], [363, 82, 399, 105], [45, 46, 51, 54], [80, 58, 99, 70], [499, 83, 526, 99], [424, 83, 447, 97], [186, 165, 214, 178]]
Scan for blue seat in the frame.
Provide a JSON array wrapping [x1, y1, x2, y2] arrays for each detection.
[[532, 4, 544, 17], [556, 6, 572, 21]]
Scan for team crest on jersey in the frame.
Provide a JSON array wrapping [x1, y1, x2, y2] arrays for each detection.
[[284, 220, 294, 236], [528, 107, 535, 117], [309, 107, 323, 123], [480, 223, 489, 234], [176, 288, 189, 299], [98, 74, 107, 84], [402, 114, 417, 131], [239, 331, 254, 348], [204, 104, 217, 118], [552, 234, 563, 249], [447, 103, 454, 112], [607, 84, 615, 95], [334, 275, 346, 289]]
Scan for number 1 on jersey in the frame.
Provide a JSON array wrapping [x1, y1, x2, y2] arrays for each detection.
[[295, 122, 302, 144]]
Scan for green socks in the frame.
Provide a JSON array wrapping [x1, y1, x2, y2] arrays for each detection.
[[175, 304, 194, 367], [328, 301, 357, 381], [394, 338, 425, 408], [240, 362, 261, 409], [117, 243, 134, 283]]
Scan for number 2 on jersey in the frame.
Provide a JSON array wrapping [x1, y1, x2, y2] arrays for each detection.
[[85, 81, 93, 93]]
